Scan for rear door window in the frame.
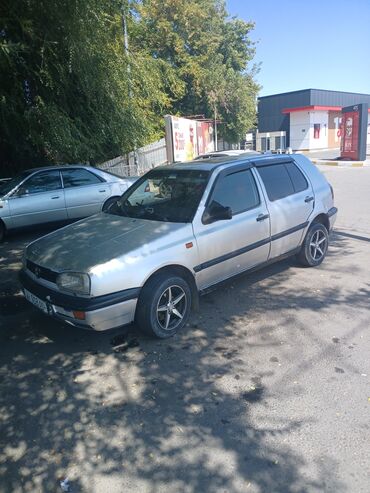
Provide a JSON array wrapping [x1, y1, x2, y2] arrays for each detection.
[[257, 164, 294, 201], [285, 161, 308, 193], [62, 169, 103, 188]]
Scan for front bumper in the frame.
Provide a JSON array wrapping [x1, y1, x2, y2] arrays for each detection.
[[19, 270, 139, 331]]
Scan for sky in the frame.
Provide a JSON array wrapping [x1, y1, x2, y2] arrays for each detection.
[[226, 0, 370, 96]]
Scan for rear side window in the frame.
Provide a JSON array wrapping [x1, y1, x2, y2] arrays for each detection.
[[257, 161, 308, 201], [285, 162, 308, 193], [209, 169, 260, 215], [257, 164, 294, 201], [62, 169, 103, 188]]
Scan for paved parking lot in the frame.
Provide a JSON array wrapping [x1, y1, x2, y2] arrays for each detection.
[[0, 166, 369, 493]]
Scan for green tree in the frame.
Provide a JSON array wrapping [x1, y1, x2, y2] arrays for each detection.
[[0, 0, 259, 175], [136, 0, 259, 142], [0, 0, 179, 174]]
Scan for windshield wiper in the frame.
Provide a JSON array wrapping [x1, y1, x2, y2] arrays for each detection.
[[132, 206, 168, 222]]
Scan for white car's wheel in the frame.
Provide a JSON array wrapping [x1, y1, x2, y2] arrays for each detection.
[[0, 221, 5, 243], [102, 197, 119, 212]]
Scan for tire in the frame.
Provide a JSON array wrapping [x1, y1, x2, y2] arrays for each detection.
[[102, 196, 119, 212], [0, 221, 5, 243], [297, 222, 329, 267], [136, 273, 192, 338]]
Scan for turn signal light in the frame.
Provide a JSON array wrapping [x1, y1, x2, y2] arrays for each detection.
[[73, 311, 86, 320]]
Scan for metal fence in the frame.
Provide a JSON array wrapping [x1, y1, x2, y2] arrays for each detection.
[[97, 138, 167, 177], [216, 139, 240, 151]]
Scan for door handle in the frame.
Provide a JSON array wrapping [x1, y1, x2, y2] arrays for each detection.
[[256, 213, 269, 222], [99, 190, 106, 193], [305, 196, 314, 203], [51, 196, 60, 199]]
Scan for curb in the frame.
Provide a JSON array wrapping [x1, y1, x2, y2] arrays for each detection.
[[312, 159, 368, 167]]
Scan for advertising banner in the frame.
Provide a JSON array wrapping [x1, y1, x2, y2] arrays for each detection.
[[196, 121, 214, 156], [165, 116, 215, 163]]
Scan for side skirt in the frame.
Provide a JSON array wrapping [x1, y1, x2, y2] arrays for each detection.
[[199, 247, 301, 296]]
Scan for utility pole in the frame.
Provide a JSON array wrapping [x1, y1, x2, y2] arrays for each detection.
[[122, 4, 131, 97], [214, 105, 218, 151], [121, 2, 138, 171]]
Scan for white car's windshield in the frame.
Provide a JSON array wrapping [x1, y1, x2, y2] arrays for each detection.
[[107, 168, 210, 223]]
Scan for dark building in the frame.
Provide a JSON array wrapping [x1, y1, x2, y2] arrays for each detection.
[[258, 89, 370, 151]]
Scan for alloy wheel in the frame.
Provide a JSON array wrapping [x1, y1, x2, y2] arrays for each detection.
[[309, 229, 327, 261], [156, 285, 187, 331]]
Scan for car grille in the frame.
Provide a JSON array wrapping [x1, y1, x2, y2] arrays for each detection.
[[26, 260, 58, 283]]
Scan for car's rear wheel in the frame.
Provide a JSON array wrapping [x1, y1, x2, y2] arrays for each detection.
[[102, 196, 119, 212], [136, 273, 192, 338], [297, 222, 329, 267]]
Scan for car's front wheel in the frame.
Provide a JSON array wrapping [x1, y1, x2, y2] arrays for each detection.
[[297, 222, 329, 267], [136, 273, 192, 338], [0, 221, 5, 243]]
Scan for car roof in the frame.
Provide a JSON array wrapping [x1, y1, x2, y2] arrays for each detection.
[[24, 164, 96, 174], [153, 157, 237, 172], [156, 153, 297, 172], [195, 150, 260, 159]]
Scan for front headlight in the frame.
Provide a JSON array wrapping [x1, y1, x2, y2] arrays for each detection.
[[56, 272, 91, 296]]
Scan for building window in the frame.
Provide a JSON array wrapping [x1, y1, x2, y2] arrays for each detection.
[[314, 124, 321, 139]]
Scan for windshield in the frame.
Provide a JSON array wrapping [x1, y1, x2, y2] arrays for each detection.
[[107, 168, 210, 223], [0, 170, 34, 196]]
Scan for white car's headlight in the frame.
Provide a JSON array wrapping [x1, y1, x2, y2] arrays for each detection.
[[56, 272, 91, 296]]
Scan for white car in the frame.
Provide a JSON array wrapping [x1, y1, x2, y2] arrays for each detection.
[[0, 165, 137, 241]]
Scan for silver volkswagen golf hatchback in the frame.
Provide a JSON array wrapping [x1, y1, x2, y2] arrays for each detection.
[[20, 154, 337, 338]]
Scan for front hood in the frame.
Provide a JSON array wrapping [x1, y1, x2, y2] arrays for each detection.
[[26, 213, 191, 272]]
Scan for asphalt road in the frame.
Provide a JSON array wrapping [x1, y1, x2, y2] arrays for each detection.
[[0, 166, 369, 493]]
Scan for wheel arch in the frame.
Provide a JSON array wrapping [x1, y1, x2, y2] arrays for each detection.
[[311, 212, 329, 232], [0, 218, 6, 242], [140, 264, 199, 310], [102, 195, 120, 211]]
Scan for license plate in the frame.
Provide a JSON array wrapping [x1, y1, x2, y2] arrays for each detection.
[[24, 289, 48, 314]]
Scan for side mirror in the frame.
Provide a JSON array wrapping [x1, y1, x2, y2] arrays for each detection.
[[202, 204, 232, 225]]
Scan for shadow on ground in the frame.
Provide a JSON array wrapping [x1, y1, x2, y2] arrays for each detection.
[[0, 231, 363, 492]]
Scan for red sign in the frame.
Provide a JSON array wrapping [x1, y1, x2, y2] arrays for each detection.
[[196, 121, 214, 156], [340, 104, 368, 161], [341, 110, 359, 159]]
